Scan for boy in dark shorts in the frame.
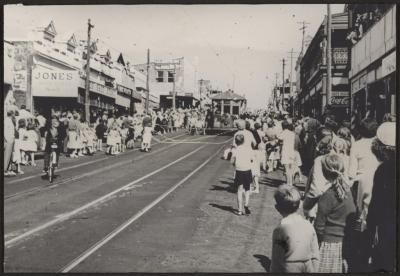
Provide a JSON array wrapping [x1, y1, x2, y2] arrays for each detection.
[[230, 133, 256, 215]]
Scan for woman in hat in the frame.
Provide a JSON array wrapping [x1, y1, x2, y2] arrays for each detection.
[[367, 122, 396, 272]]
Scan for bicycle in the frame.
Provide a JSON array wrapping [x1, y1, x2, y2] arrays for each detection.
[[48, 142, 58, 183]]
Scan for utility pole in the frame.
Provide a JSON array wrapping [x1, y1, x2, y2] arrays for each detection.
[[297, 21, 310, 54], [326, 4, 332, 109], [199, 79, 203, 111], [145, 49, 150, 113], [274, 72, 279, 111], [172, 62, 176, 111], [281, 58, 286, 111], [85, 19, 94, 123], [286, 48, 300, 97], [287, 49, 299, 117]]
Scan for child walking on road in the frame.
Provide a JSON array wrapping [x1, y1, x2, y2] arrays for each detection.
[[230, 133, 256, 216]]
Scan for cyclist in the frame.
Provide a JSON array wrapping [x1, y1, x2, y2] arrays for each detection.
[[43, 116, 63, 175]]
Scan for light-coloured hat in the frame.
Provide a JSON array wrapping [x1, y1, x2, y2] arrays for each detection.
[[376, 122, 396, 147], [236, 119, 246, 130]]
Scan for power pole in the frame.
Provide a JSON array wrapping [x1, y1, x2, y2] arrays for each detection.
[[297, 21, 310, 54], [281, 58, 286, 111], [286, 48, 300, 97], [172, 62, 176, 111], [145, 48, 150, 113], [85, 19, 94, 123], [274, 72, 279, 111], [199, 79, 203, 111], [287, 49, 300, 116], [326, 4, 332, 109]]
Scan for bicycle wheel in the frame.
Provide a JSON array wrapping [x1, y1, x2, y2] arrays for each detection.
[[48, 165, 53, 183], [49, 152, 56, 183]]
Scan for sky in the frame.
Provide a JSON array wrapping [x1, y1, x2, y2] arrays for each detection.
[[4, 4, 344, 109]]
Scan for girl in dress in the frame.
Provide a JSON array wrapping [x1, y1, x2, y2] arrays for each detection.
[[115, 124, 122, 154], [119, 123, 129, 153], [67, 114, 80, 158], [24, 122, 39, 166], [76, 119, 85, 157], [106, 123, 119, 155], [141, 121, 153, 152]]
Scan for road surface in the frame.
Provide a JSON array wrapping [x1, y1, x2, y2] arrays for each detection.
[[4, 130, 297, 272]]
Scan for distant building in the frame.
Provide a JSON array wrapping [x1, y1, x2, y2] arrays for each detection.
[[296, 12, 350, 122], [134, 57, 197, 108]]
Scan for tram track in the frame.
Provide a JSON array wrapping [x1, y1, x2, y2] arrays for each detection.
[[4, 132, 233, 251]]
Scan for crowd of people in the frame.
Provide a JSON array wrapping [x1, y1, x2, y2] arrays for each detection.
[[4, 91, 396, 273], [224, 109, 396, 273], [4, 91, 209, 177]]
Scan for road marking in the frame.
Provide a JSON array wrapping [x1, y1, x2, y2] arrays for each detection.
[[4, 142, 181, 200], [5, 132, 188, 185], [5, 144, 207, 248], [60, 142, 227, 272]]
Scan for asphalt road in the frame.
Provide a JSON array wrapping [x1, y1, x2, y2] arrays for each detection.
[[4, 129, 294, 273]]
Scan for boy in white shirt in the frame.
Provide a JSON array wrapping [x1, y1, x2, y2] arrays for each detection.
[[230, 133, 256, 216]]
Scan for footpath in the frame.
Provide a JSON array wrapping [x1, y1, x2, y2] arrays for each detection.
[[158, 156, 303, 272]]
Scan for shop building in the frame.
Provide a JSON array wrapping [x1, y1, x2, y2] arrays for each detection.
[[6, 20, 141, 120], [347, 4, 396, 124], [297, 12, 350, 122], [8, 21, 82, 116], [77, 40, 139, 120]]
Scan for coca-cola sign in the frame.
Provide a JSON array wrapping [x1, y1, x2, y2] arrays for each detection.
[[330, 96, 349, 106]]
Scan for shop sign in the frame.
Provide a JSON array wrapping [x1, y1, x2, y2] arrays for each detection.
[[351, 78, 359, 94], [32, 69, 79, 97], [330, 96, 350, 106], [331, 91, 349, 97], [117, 84, 133, 96], [382, 51, 396, 78], [359, 73, 367, 89], [333, 48, 348, 64], [13, 42, 33, 91], [14, 70, 27, 91], [115, 94, 130, 107], [4, 43, 15, 84]]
